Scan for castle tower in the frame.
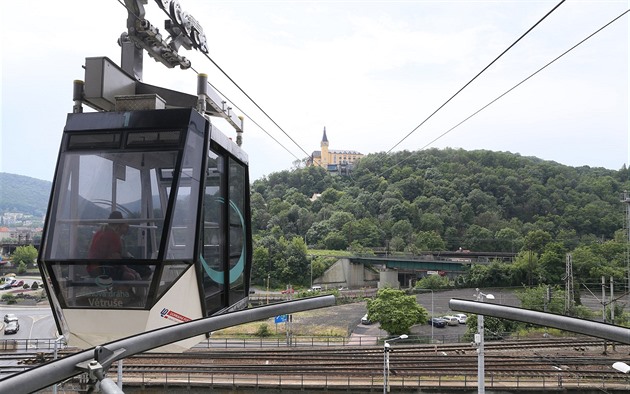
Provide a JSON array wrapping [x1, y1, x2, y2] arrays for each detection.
[[320, 127, 329, 167]]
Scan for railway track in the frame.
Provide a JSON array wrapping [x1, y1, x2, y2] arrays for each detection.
[[1, 338, 627, 385], [116, 338, 626, 379]]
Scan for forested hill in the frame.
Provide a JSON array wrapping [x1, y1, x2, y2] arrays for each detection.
[[251, 148, 630, 252], [0, 173, 51, 216]]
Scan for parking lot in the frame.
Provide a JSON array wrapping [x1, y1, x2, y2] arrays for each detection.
[[352, 288, 522, 342]]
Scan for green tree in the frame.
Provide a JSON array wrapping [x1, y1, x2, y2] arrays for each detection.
[[522, 230, 552, 255], [389, 236, 406, 252], [512, 251, 540, 286], [539, 242, 566, 284], [415, 275, 450, 290], [251, 246, 271, 286], [11, 245, 38, 268], [465, 314, 520, 341], [516, 285, 565, 314], [284, 237, 310, 286], [414, 231, 446, 251], [342, 218, 382, 247], [324, 231, 348, 250], [494, 227, 522, 253], [391, 220, 413, 242], [463, 224, 494, 251], [367, 288, 428, 335]]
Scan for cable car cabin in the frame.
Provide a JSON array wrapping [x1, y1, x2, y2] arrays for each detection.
[[39, 107, 252, 351]]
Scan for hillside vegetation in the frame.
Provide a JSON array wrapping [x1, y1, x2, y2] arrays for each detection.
[[0, 173, 51, 216], [251, 148, 630, 295], [3, 149, 630, 304]]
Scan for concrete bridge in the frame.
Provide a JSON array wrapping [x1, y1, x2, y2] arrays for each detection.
[[350, 256, 468, 274], [316, 251, 516, 290]]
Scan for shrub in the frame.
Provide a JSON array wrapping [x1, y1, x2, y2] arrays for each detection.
[[415, 274, 451, 290], [1, 293, 16, 304], [255, 323, 272, 337]]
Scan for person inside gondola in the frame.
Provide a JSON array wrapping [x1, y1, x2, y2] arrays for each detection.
[[87, 210, 141, 281]]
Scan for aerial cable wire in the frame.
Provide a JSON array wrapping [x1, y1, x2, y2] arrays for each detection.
[[197, 51, 314, 160], [188, 64, 302, 161], [418, 8, 630, 153], [114, 0, 314, 164], [377, 7, 630, 179], [190, 61, 319, 165], [153, 0, 316, 159], [385, 0, 567, 154]]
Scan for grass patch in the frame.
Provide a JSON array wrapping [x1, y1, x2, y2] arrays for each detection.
[[213, 319, 347, 338], [212, 308, 351, 338], [512, 327, 572, 338]]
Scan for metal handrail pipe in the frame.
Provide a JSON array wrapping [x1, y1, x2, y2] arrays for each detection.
[[449, 298, 630, 344], [0, 295, 335, 393]]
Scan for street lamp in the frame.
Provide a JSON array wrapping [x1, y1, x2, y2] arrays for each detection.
[[52, 335, 65, 394], [383, 334, 408, 393], [475, 288, 495, 394], [305, 232, 313, 289]]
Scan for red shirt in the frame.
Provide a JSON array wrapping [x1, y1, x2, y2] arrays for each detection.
[[88, 228, 122, 259]]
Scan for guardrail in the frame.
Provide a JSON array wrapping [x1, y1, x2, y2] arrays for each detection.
[[0, 338, 65, 352], [0, 332, 497, 352], [195, 333, 471, 348], [111, 372, 630, 392]]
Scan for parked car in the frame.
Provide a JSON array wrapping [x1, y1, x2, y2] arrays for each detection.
[[0, 277, 15, 289], [454, 313, 468, 324], [4, 320, 19, 335], [442, 315, 459, 326], [429, 317, 447, 328], [4, 314, 18, 323], [361, 314, 372, 325], [11, 280, 25, 288], [310, 285, 322, 291]]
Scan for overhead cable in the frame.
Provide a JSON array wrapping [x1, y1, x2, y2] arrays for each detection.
[[114, 0, 313, 164], [188, 65, 302, 161], [198, 52, 314, 160], [377, 7, 630, 178], [385, 0, 567, 153]]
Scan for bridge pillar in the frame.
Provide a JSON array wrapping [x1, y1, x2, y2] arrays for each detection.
[[378, 269, 400, 289]]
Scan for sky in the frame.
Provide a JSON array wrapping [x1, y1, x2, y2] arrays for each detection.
[[1, 0, 628, 183]]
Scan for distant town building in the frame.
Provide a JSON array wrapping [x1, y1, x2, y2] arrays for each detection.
[[306, 127, 363, 175]]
